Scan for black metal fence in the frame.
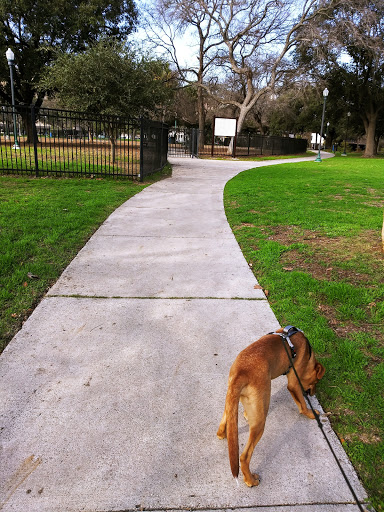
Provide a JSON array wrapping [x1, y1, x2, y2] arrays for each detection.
[[141, 118, 169, 177], [234, 133, 308, 157], [167, 127, 308, 158], [168, 128, 199, 158], [0, 105, 168, 180]]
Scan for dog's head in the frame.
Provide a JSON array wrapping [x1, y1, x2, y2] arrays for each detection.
[[303, 360, 325, 396]]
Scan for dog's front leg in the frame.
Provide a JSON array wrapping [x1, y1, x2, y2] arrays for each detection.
[[287, 379, 316, 419]]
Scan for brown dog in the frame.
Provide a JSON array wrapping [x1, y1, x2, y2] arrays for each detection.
[[217, 326, 325, 487]]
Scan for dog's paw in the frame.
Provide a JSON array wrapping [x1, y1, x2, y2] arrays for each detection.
[[244, 473, 260, 487], [216, 427, 226, 439], [302, 409, 319, 420]]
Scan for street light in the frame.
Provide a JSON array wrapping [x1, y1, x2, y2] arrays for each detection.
[[6, 48, 20, 150], [342, 111, 351, 156], [314, 87, 329, 163]]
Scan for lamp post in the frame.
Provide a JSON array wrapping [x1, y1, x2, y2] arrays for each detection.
[[342, 111, 351, 156], [5, 48, 20, 150], [314, 87, 329, 163]]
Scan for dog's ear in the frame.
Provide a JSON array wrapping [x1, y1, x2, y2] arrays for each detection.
[[315, 362, 326, 380]]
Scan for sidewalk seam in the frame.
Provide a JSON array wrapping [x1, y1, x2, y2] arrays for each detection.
[[102, 500, 368, 512], [46, 295, 268, 301]]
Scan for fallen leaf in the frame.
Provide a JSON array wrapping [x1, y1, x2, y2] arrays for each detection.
[[254, 284, 262, 289], [283, 267, 293, 271], [11, 313, 18, 318], [27, 272, 39, 279], [23, 282, 28, 287], [264, 289, 269, 297]]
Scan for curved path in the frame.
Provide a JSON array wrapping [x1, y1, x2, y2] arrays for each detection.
[[0, 152, 367, 511]]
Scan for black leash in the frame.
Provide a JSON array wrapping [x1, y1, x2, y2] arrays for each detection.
[[277, 328, 368, 512]]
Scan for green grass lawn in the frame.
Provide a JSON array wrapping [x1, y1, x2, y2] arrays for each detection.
[[0, 169, 173, 352], [224, 155, 384, 510]]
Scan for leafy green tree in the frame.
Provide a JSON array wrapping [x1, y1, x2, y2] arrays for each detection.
[[267, 82, 346, 147], [42, 39, 175, 162], [0, 0, 138, 113], [295, 0, 384, 157], [42, 39, 175, 118], [267, 86, 322, 136]]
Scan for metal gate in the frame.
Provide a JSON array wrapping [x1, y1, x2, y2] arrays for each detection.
[[167, 128, 199, 158]]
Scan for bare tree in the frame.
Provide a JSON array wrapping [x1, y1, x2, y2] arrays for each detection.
[[199, 0, 340, 135], [144, 0, 222, 148], [145, 0, 338, 150]]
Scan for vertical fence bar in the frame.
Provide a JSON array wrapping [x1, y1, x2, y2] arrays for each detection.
[[191, 128, 195, 158], [139, 117, 144, 182], [30, 105, 39, 177]]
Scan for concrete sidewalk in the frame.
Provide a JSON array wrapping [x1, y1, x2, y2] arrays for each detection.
[[0, 154, 368, 512]]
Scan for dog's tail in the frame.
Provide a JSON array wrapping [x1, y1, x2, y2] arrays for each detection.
[[225, 378, 243, 479]]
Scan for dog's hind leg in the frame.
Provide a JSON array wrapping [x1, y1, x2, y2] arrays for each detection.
[[239, 387, 270, 487], [217, 410, 227, 439]]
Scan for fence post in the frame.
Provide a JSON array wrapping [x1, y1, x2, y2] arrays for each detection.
[[139, 117, 144, 182], [194, 129, 200, 157], [234, 118, 239, 158], [30, 105, 39, 177], [191, 128, 196, 158], [163, 122, 168, 167]]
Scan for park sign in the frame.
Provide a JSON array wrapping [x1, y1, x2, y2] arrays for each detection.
[[214, 117, 238, 137], [212, 117, 238, 157]]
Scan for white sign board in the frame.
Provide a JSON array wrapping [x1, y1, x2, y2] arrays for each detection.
[[214, 117, 237, 137]]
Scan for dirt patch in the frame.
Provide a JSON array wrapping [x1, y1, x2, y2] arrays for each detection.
[[233, 223, 256, 230], [316, 303, 384, 342], [269, 226, 382, 255], [345, 431, 382, 445], [268, 226, 384, 344], [280, 249, 375, 285], [269, 226, 383, 286]]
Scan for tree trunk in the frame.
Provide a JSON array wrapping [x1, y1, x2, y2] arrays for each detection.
[[20, 109, 36, 144], [226, 105, 249, 155], [197, 84, 205, 152], [111, 137, 116, 164], [363, 108, 378, 157], [236, 105, 249, 136]]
